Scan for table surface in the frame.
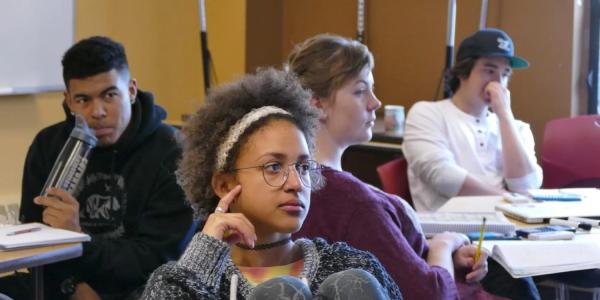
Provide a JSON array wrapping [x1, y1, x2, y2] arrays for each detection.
[[438, 192, 600, 228], [436, 194, 600, 278], [0, 242, 82, 273]]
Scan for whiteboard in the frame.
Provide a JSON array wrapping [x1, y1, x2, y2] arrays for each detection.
[[0, 0, 74, 95]]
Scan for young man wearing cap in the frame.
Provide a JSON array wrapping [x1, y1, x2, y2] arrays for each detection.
[[404, 28, 543, 212], [404, 28, 544, 300]]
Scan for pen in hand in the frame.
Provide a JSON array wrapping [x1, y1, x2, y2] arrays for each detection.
[[474, 217, 487, 264], [6, 227, 42, 236]]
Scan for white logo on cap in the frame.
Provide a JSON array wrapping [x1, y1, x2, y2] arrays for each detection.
[[497, 38, 511, 52]]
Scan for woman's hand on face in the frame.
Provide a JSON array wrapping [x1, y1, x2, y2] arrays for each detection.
[[201, 185, 257, 248], [453, 244, 489, 283]]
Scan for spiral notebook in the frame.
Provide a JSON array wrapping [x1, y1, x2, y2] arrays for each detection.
[[417, 212, 516, 237]]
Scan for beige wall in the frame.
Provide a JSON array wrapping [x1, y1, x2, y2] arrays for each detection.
[[206, 0, 247, 89], [0, 0, 590, 197], [76, 0, 205, 122], [278, 0, 587, 156], [0, 93, 64, 198], [0, 0, 246, 197], [74, 0, 246, 119], [246, 0, 282, 71], [497, 0, 583, 154]]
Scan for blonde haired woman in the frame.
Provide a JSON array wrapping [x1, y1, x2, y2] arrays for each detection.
[[287, 34, 536, 300]]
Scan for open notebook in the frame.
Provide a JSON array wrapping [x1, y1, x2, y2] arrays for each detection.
[[484, 240, 600, 278], [0, 222, 90, 250]]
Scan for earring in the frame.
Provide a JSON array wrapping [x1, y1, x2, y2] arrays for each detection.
[[319, 110, 328, 121]]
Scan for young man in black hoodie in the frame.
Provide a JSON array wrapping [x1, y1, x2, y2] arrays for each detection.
[[10, 36, 193, 299]]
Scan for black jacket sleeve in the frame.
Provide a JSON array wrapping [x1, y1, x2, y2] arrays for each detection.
[[20, 128, 62, 223]]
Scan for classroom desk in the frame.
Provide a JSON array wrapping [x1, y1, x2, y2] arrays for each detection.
[[0, 243, 82, 300], [437, 195, 600, 279]]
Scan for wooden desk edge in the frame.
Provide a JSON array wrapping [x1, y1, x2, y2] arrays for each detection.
[[0, 243, 82, 273], [353, 141, 403, 151]]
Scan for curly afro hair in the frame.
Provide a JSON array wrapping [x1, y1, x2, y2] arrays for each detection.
[[177, 68, 320, 216]]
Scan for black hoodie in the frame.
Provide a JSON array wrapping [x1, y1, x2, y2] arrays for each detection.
[[20, 90, 193, 299]]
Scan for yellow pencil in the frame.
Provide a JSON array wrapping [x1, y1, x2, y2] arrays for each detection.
[[474, 217, 487, 263]]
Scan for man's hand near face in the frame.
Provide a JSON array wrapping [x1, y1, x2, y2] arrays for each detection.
[[485, 81, 513, 120], [34, 187, 82, 232], [482, 81, 538, 181]]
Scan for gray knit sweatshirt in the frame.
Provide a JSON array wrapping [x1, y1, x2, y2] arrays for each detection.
[[142, 233, 403, 299]]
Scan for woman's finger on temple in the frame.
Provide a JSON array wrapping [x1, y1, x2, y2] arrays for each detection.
[[215, 185, 242, 213]]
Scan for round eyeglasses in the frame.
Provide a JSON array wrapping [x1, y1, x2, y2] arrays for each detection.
[[231, 159, 322, 188]]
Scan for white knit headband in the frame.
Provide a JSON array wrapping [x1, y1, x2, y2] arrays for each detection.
[[215, 106, 291, 171]]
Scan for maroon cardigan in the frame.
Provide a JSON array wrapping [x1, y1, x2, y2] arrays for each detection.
[[294, 167, 501, 300]]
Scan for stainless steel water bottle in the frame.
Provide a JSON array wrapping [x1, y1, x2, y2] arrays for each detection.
[[41, 113, 98, 196]]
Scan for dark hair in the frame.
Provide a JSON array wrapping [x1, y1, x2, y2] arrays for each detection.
[[177, 68, 320, 216], [286, 34, 373, 99], [448, 57, 478, 93], [61, 36, 129, 87]]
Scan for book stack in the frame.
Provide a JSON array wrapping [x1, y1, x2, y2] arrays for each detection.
[[417, 211, 516, 237], [528, 189, 582, 201]]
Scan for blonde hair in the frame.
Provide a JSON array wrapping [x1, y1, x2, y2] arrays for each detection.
[[286, 34, 374, 99]]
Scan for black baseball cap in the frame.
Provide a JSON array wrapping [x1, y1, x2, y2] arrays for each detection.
[[456, 28, 529, 69]]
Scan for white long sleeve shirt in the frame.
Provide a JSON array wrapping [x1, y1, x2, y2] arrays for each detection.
[[403, 99, 542, 211]]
